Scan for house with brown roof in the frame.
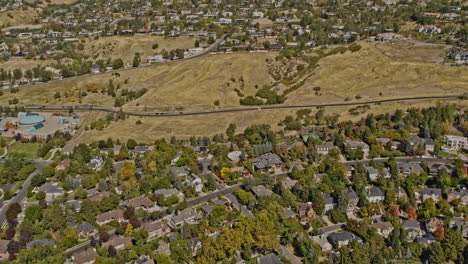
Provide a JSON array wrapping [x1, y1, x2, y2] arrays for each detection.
[[425, 218, 444, 233], [102, 236, 132, 250], [141, 220, 171, 240], [251, 185, 273, 197], [368, 221, 394, 238], [123, 196, 160, 213], [88, 191, 111, 202], [70, 247, 97, 264], [95, 209, 124, 225], [296, 202, 315, 221], [55, 159, 71, 171], [281, 178, 297, 190]]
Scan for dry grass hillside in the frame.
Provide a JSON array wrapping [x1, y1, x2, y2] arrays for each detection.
[[0, 52, 277, 110], [73, 98, 467, 143], [0, 8, 39, 28], [0, 40, 465, 113], [82, 36, 198, 63], [285, 41, 467, 105]]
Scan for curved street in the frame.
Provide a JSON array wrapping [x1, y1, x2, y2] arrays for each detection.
[[23, 94, 463, 117]]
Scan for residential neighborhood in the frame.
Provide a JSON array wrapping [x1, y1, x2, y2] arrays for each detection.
[[0, 102, 466, 263]]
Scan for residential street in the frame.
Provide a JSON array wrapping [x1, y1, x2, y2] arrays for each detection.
[[0, 160, 49, 227]]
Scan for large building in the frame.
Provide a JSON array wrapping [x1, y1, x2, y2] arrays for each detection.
[[12, 112, 80, 139]]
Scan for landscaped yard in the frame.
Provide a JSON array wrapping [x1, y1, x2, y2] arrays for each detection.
[[7, 142, 40, 159]]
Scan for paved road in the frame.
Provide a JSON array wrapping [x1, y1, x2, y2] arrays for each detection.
[[280, 245, 303, 264], [186, 183, 242, 207], [23, 95, 462, 118], [14, 34, 228, 90], [0, 160, 49, 226], [318, 224, 346, 235]]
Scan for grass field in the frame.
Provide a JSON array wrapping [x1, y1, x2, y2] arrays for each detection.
[[1, 40, 465, 112], [0, 52, 277, 110], [82, 35, 199, 63], [7, 142, 40, 159], [0, 8, 39, 28], [0, 57, 54, 72], [71, 98, 467, 143], [285, 41, 467, 105]]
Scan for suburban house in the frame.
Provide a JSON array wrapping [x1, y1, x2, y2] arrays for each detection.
[[55, 159, 71, 171], [62, 143, 75, 155], [366, 186, 385, 203], [252, 154, 283, 171], [147, 55, 164, 64], [141, 220, 171, 240], [415, 233, 436, 245], [69, 247, 97, 264], [449, 217, 468, 238], [281, 178, 297, 190], [417, 188, 442, 201], [408, 136, 435, 152], [312, 235, 333, 252], [347, 188, 360, 211], [87, 156, 104, 171], [123, 196, 160, 213], [170, 208, 202, 227], [366, 166, 391, 181], [397, 163, 423, 175], [227, 151, 243, 163], [368, 221, 394, 238], [394, 187, 408, 200], [323, 193, 338, 211], [38, 182, 64, 202], [425, 218, 444, 233], [182, 175, 203, 193], [154, 188, 185, 201], [296, 202, 315, 219], [444, 135, 468, 150], [257, 254, 284, 264], [344, 140, 370, 155], [401, 220, 424, 241], [327, 232, 362, 248], [71, 222, 97, 237], [251, 185, 274, 197], [131, 145, 151, 156], [102, 236, 132, 250], [450, 51, 468, 64], [447, 188, 468, 205], [95, 209, 124, 225], [169, 166, 190, 177], [316, 142, 335, 155], [88, 191, 111, 202]]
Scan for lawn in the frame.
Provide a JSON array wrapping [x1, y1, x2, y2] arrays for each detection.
[[7, 142, 40, 159]]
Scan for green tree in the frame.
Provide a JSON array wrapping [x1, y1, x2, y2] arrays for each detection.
[[24, 204, 43, 223], [132, 53, 141, 67]]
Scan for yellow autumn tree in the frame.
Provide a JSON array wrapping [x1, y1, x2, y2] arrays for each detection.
[[220, 167, 230, 180], [125, 223, 134, 235], [147, 160, 156, 174], [121, 162, 136, 181]]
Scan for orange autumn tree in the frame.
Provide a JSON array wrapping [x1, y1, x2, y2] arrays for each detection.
[[391, 207, 400, 218], [434, 225, 445, 240], [408, 206, 418, 220]]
